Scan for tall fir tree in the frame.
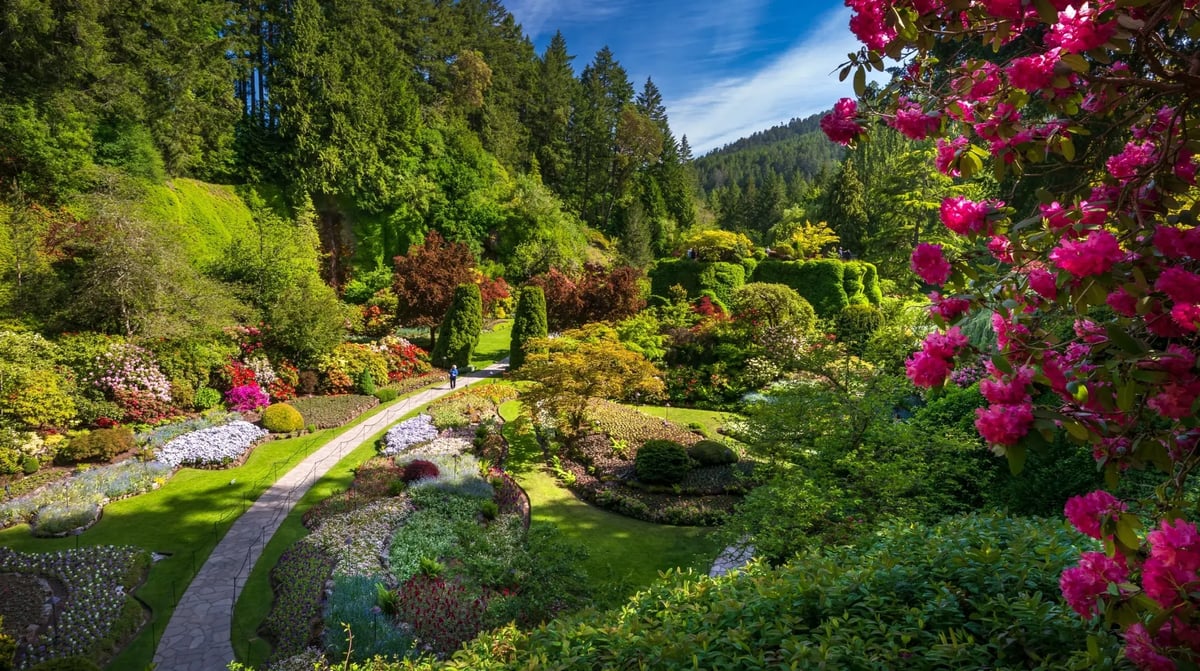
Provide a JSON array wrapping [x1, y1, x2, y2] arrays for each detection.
[[509, 285, 548, 369]]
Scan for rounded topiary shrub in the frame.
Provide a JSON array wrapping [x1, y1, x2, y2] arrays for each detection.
[[401, 459, 440, 483], [836, 303, 885, 354], [21, 456, 39, 475], [28, 656, 102, 671], [635, 440, 692, 484], [261, 403, 304, 433], [688, 440, 738, 466]]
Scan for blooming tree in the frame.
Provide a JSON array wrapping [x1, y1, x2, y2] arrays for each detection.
[[826, 1, 1199, 667]]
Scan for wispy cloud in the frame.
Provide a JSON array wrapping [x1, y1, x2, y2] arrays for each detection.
[[668, 7, 879, 154], [506, 0, 631, 40]]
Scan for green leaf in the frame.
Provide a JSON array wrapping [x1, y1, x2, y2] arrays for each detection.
[[1116, 382, 1135, 412], [1065, 420, 1090, 441], [991, 354, 1013, 375], [1115, 513, 1141, 551], [1060, 53, 1090, 73], [853, 66, 866, 96], [839, 65, 853, 82], [1006, 444, 1026, 475], [1104, 325, 1147, 354], [1105, 462, 1120, 489], [1060, 136, 1076, 161], [1033, 0, 1060, 22]]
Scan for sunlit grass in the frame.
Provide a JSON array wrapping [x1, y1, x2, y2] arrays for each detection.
[[471, 319, 512, 369]]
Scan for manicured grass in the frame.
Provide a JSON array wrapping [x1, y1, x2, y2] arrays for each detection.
[[498, 400, 723, 608], [471, 319, 512, 369], [631, 404, 740, 439]]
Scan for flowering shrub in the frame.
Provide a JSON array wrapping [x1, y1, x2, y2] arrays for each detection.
[[394, 575, 488, 655], [225, 384, 269, 413], [154, 421, 268, 468], [380, 414, 438, 456], [220, 359, 258, 390], [401, 460, 439, 483], [134, 411, 240, 450], [831, 0, 1200, 666], [317, 343, 389, 395], [399, 437, 472, 464], [0, 545, 149, 665], [269, 360, 298, 402], [86, 344, 174, 422]]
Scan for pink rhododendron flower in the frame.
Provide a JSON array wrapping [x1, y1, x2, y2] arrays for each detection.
[[1049, 229, 1123, 277], [905, 350, 952, 388], [1153, 225, 1200, 260], [1064, 490, 1127, 539], [1148, 380, 1200, 419], [1173, 303, 1200, 332], [935, 136, 969, 176], [846, 0, 896, 50], [1146, 300, 1191, 338], [1153, 344, 1198, 377], [911, 242, 952, 285], [974, 401, 1034, 446], [1124, 623, 1177, 671], [979, 366, 1034, 405], [1005, 50, 1062, 90], [1060, 551, 1128, 618], [921, 326, 969, 359], [889, 97, 941, 140], [1176, 149, 1197, 184], [1047, 3, 1117, 52], [940, 196, 991, 235], [821, 98, 865, 145], [1106, 288, 1138, 317], [928, 292, 970, 320], [1106, 141, 1157, 183], [992, 312, 1031, 351], [1149, 518, 1200, 571], [988, 235, 1013, 263], [1156, 267, 1200, 304], [1028, 268, 1058, 300], [1041, 201, 1073, 230]]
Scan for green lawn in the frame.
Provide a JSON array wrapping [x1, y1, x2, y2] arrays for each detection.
[[471, 319, 512, 369], [499, 399, 723, 608]]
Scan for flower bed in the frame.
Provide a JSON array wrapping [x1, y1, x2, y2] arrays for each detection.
[[379, 371, 444, 396], [154, 421, 268, 469], [380, 415, 438, 456], [305, 498, 413, 578], [289, 395, 378, 429], [396, 437, 472, 464], [135, 411, 241, 450], [0, 545, 149, 666], [587, 400, 703, 447], [0, 461, 173, 534]]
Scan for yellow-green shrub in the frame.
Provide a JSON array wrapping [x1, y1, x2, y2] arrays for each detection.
[[261, 403, 304, 433]]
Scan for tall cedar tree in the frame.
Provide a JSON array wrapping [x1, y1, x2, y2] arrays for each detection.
[[508, 285, 547, 369], [393, 231, 476, 350], [431, 283, 482, 369]]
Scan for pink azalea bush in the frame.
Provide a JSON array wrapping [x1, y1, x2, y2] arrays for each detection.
[[829, 1, 1200, 666], [225, 384, 269, 412]]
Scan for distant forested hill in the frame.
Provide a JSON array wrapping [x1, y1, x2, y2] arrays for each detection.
[[693, 113, 844, 198]]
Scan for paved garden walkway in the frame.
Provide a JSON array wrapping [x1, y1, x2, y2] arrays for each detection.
[[153, 363, 506, 671]]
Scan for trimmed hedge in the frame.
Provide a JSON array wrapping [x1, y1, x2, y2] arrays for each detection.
[[843, 261, 866, 303], [688, 440, 738, 466], [649, 259, 746, 306], [861, 262, 883, 304], [509, 285, 548, 370], [751, 259, 848, 317], [635, 440, 692, 484]]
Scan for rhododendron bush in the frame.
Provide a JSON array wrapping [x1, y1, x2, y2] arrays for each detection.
[[829, 1, 1200, 667]]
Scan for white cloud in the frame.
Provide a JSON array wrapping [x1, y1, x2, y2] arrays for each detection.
[[506, 0, 631, 39], [668, 7, 882, 154]]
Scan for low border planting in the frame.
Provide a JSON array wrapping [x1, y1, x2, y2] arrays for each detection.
[[380, 415, 438, 457], [0, 461, 174, 535], [0, 545, 149, 667]]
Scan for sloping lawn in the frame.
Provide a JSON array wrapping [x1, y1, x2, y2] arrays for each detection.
[[631, 404, 741, 439], [498, 399, 722, 608], [471, 319, 512, 369]]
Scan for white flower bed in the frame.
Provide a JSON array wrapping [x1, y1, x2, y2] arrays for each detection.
[[398, 437, 471, 464], [304, 498, 413, 578], [155, 420, 269, 468], [380, 414, 438, 456]]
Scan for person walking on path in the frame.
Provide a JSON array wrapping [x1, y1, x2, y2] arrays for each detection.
[[449, 364, 459, 389]]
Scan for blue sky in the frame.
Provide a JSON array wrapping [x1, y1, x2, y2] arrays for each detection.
[[504, 0, 869, 155]]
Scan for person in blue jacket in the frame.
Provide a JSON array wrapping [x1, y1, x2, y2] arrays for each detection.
[[449, 364, 458, 389]]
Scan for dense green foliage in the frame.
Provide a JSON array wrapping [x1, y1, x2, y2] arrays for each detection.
[[508, 286, 547, 370], [634, 440, 692, 485]]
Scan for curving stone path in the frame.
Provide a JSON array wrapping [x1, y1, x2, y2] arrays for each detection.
[[153, 363, 507, 671]]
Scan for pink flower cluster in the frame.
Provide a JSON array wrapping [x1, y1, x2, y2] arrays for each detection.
[[226, 384, 270, 412], [1059, 551, 1127, 618], [905, 327, 968, 388], [1047, 3, 1116, 53], [1048, 229, 1123, 277], [1064, 490, 1127, 539], [974, 364, 1035, 446], [820, 98, 865, 146], [928, 291, 970, 321], [910, 243, 951, 285], [940, 196, 1001, 235], [888, 97, 941, 140]]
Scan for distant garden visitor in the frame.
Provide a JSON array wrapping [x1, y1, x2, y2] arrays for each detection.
[[449, 364, 458, 389]]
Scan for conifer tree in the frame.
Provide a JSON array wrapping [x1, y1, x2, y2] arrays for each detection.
[[432, 283, 482, 369], [508, 285, 547, 370]]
